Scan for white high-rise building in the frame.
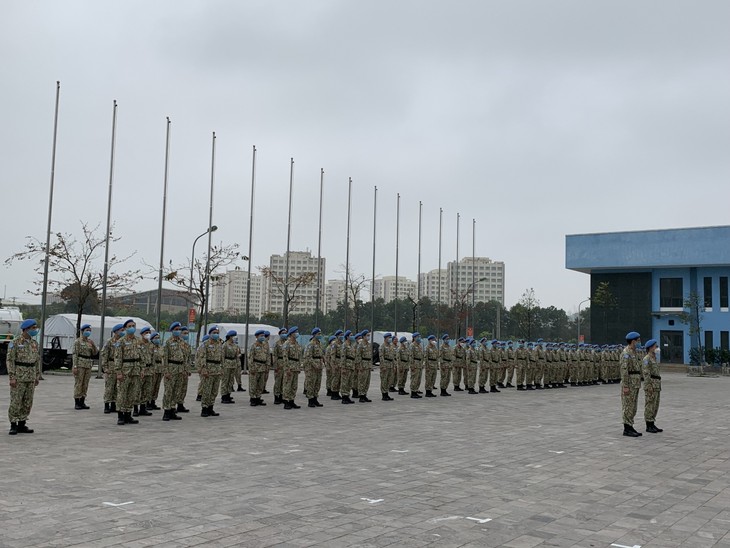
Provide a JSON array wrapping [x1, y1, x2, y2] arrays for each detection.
[[209, 268, 265, 318], [419, 269, 449, 304], [372, 276, 417, 303], [446, 257, 505, 306], [264, 251, 325, 316], [324, 279, 346, 314]]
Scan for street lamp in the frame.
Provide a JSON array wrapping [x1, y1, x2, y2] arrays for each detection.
[[577, 298, 590, 343], [190, 225, 217, 342]]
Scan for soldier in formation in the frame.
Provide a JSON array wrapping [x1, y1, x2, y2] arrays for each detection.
[[282, 326, 303, 409], [642, 339, 663, 434], [248, 329, 270, 407], [303, 327, 325, 407], [220, 330, 240, 404]]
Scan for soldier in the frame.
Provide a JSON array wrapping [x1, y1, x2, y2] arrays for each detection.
[[101, 324, 124, 414], [161, 323, 186, 421], [379, 333, 396, 401], [147, 331, 163, 410], [325, 329, 341, 397], [197, 326, 224, 417], [396, 334, 410, 395], [525, 341, 537, 390], [220, 330, 240, 404], [339, 330, 356, 404], [642, 339, 663, 433], [248, 329, 269, 406], [477, 338, 490, 394], [514, 340, 528, 390], [424, 335, 439, 397], [357, 330, 373, 402], [464, 338, 479, 394], [452, 337, 466, 391], [387, 336, 398, 392], [409, 332, 424, 398], [489, 340, 502, 393], [502, 341, 515, 388], [438, 334, 453, 397], [282, 326, 303, 409], [175, 326, 192, 413], [329, 330, 344, 400], [135, 326, 154, 416], [72, 323, 96, 410], [273, 327, 288, 405], [234, 333, 246, 394], [304, 327, 325, 407], [620, 331, 643, 437], [7, 319, 41, 435], [114, 319, 143, 425]]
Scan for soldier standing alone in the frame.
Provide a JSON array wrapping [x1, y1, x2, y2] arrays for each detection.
[[72, 323, 96, 410], [7, 319, 41, 435]]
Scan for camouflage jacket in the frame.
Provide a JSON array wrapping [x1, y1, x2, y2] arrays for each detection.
[[72, 336, 97, 369], [6, 334, 40, 382]]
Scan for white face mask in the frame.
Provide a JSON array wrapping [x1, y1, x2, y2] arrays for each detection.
[[654, 348, 661, 357], [143, 333, 151, 341]]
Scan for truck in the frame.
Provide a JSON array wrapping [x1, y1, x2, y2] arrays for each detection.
[[0, 306, 24, 375]]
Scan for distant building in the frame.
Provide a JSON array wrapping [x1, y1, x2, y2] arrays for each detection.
[[420, 269, 449, 304], [446, 257, 505, 306], [372, 276, 417, 303], [209, 268, 265, 318], [264, 251, 325, 316], [113, 288, 191, 316], [324, 279, 347, 314]]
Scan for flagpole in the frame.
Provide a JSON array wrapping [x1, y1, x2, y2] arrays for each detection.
[[371, 186, 377, 335], [38, 81, 61, 377], [202, 132, 216, 343], [470, 218, 476, 337], [283, 158, 294, 326], [437, 207, 443, 341], [155, 117, 171, 332], [243, 145, 257, 372], [455, 212, 460, 337], [97, 99, 118, 378], [417, 200, 422, 331], [344, 177, 352, 330], [315, 168, 324, 326], [394, 193, 400, 338]]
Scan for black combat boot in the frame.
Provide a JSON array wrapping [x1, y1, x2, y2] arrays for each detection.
[[330, 392, 342, 400], [75, 398, 83, 410], [478, 386, 488, 394], [352, 389, 359, 398], [9, 422, 18, 435], [201, 406, 211, 417], [536, 384, 544, 390], [440, 388, 452, 396], [138, 404, 152, 416], [490, 385, 500, 393], [308, 398, 317, 408], [389, 386, 398, 393], [221, 394, 234, 404], [284, 400, 293, 410], [359, 394, 372, 403], [497, 382, 505, 388], [176, 403, 189, 413], [398, 388, 409, 395], [526, 384, 534, 390], [425, 390, 437, 398], [195, 394, 202, 401], [326, 389, 333, 397], [171, 409, 182, 420], [162, 409, 171, 421], [132, 405, 140, 417], [506, 382, 514, 388], [341, 395, 354, 404], [313, 398, 323, 407], [104, 402, 111, 414], [81, 397, 90, 409], [237, 384, 246, 392], [274, 395, 283, 405], [262, 389, 270, 394], [516, 385, 524, 391], [623, 424, 641, 437], [250, 398, 259, 407], [125, 412, 139, 424], [291, 400, 301, 409], [117, 412, 126, 425], [148, 400, 160, 410], [17, 421, 34, 434], [646, 422, 663, 433], [410, 392, 422, 399], [257, 397, 267, 406], [467, 387, 478, 394], [110, 402, 116, 412], [208, 405, 220, 416], [453, 385, 463, 391], [382, 393, 393, 401]]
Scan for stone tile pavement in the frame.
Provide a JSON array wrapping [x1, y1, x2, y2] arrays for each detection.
[[2, 371, 730, 547]]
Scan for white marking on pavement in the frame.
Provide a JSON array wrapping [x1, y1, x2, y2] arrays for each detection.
[[427, 516, 462, 523], [103, 501, 134, 507], [360, 498, 383, 504], [190, 463, 209, 468], [466, 517, 492, 524], [284, 449, 302, 453], [610, 543, 641, 548], [548, 450, 564, 454], [248, 452, 262, 455], [528, 425, 542, 428], [391, 450, 409, 453]]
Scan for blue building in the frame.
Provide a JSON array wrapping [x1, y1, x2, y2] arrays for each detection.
[[566, 226, 730, 364]]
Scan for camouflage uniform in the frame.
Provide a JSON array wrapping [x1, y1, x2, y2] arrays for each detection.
[[221, 339, 240, 400], [150, 343, 163, 405], [100, 335, 119, 405], [503, 344, 515, 386], [465, 344, 478, 391], [356, 337, 372, 397], [283, 337, 303, 403], [642, 352, 661, 424], [424, 341, 439, 392], [620, 344, 642, 426], [439, 341, 454, 390], [514, 344, 529, 388], [489, 343, 502, 391], [196, 338, 224, 409], [304, 338, 324, 399], [72, 336, 96, 400], [452, 342, 466, 389], [533, 344, 545, 387], [248, 340, 270, 400], [387, 340, 398, 389], [477, 342, 490, 390], [324, 338, 336, 394], [273, 338, 286, 400], [176, 338, 192, 406], [380, 339, 397, 396], [340, 340, 357, 396], [410, 340, 424, 393], [162, 336, 187, 412], [138, 339, 154, 409], [114, 334, 144, 413], [329, 338, 343, 395], [396, 340, 410, 391], [6, 334, 40, 424]]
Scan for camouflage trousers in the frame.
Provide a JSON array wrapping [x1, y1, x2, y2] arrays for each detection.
[[410, 364, 423, 393], [73, 366, 92, 398], [139, 369, 154, 404], [439, 363, 452, 389], [452, 365, 464, 387], [103, 372, 117, 403], [330, 362, 341, 392], [621, 385, 640, 425], [283, 368, 300, 401], [478, 364, 489, 387], [515, 361, 528, 386], [425, 364, 438, 391], [304, 366, 322, 398], [150, 371, 162, 402], [176, 372, 189, 404], [644, 386, 661, 422], [162, 373, 181, 410], [117, 374, 140, 412], [380, 362, 393, 394], [531, 363, 544, 386], [274, 366, 284, 397], [503, 364, 515, 385], [235, 364, 242, 387], [339, 366, 355, 395], [264, 367, 270, 388], [387, 362, 397, 388], [357, 363, 371, 395], [199, 373, 221, 407], [8, 381, 35, 422], [220, 367, 236, 396], [466, 363, 478, 389], [397, 362, 409, 389], [248, 369, 266, 399]]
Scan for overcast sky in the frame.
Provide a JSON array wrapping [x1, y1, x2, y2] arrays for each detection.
[[2, 0, 729, 313]]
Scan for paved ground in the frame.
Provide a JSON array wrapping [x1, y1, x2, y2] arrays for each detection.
[[2, 371, 730, 548]]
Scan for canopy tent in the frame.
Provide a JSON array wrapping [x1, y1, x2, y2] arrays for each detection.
[[43, 314, 152, 351]]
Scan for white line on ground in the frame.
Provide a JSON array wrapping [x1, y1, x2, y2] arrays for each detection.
[[103, 501, 134, 507], [391, 450, 409, 453], [610, 543, 641, 548], [465, 517, 492, 524], [360, 498, 383, 504], [427, 516, 462, 523], [548, 450, 565, 454]]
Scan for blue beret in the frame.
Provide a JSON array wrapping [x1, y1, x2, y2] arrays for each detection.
[[328, 335, 336, 343], [412, 332, 420, 339], [441, 334, 449, 340], [383, 332, 393, 339], [201, 335, 210, 342], [254, 329, 265, 336], [208, 325, 219, 334], [537, 338, 543, 342], [508, 341, 513, 345], [361, 329, 369, 336], [355, 332, 363, 339], [181, 326, 189, 331], [491, 340, 498, 345], [427, 335, 436, 341], [399, 336, 407, 343], [645, 339, 658, 349], [112, 323, 124, 333], [311, 327, 321, 336], [279, 327, 287, 334], [458, 337, 465, 342], [626, 331, 640, 341], [124, 318, 135, 327], [226, 330, 237, 339], [334, 329, 343, 336], [287, 326, 299, 336], [150, 331, 160, 339], [140, 326, 151, 335], [344, 330, 352, 337], [20, 319, 38, 330], [80, 324, 91, 331], [169, 322, 182, 331], [263, 330, 270, 336]]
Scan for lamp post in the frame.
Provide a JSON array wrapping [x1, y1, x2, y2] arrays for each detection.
[[577, 298, 590, 343], [190, 225, 217, 342]]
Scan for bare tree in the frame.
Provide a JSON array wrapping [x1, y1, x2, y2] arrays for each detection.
[[513, 288, 540, 341], [259, 266, 317, 327], [5, 222, 141, 335], [336, 264, 369, 331]]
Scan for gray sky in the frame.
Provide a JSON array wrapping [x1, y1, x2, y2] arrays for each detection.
[[2, 0, 729, 313]]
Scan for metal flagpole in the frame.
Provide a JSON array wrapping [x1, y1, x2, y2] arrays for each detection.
[[315, 168, 324, 327], [38, 81, 61, 377], [437, 207, 443, 342], [394, 193, 400, 338], [97, 100, 118, 378], [283, 157, 294, 326], [417, 200, 422, 330], [455, 213, 460, 337], [155, 117, 171, 332], [344, 177, 352, 330], [202, 132, 216, 342], [243, 145, 257, 373], [471, 218, 475, 337], [371, 186, 377, 335]]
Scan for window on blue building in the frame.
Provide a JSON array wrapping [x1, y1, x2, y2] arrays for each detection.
[[720, 277, 729, 309], [705, 331, 714, 352], [704, 277, 713, 308], [721, 331, 729, 351], [660, 278, 683, 308]]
